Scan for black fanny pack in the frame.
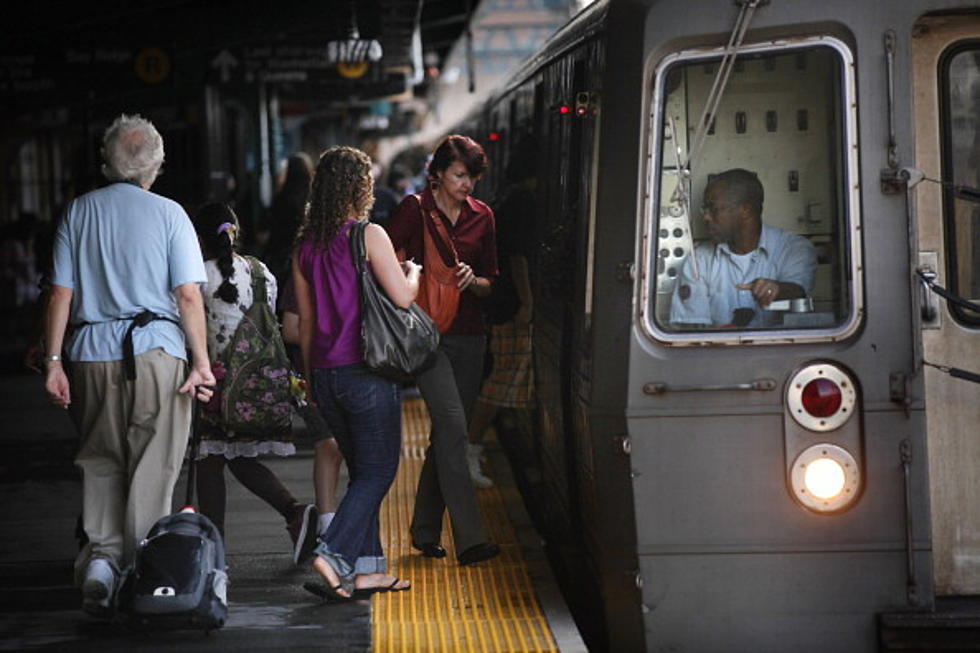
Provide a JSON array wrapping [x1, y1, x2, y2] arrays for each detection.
[[74, 310, 181, 380]]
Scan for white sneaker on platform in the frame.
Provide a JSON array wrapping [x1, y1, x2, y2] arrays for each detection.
[[82, 557, 116, 600], [81, 557, 116, 616], [467, 443, 493, 489]]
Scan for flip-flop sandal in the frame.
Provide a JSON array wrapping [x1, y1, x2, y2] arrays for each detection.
[[303, 581, 354, 602], [352, 578, 411, 598]]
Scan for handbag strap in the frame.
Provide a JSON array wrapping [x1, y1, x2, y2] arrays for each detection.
[[415, 194, 459, 266], [349, 220, 368, 274]]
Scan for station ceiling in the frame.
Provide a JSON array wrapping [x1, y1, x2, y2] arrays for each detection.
[[1, 0, 479, 114]]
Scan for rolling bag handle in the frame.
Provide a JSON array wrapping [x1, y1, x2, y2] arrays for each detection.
[[183, 393, 200, 510]]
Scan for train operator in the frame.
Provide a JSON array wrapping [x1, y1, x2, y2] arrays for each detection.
[[669, 168, 817, 328]]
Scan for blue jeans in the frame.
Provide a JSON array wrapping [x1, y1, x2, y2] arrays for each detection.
[[311, 363, 401, 580]]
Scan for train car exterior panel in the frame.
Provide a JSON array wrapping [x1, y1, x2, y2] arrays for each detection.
[[629, 412, 928, 552], [620, 0, 971, 650], [910, 13, 980, 597], [455, 0, 978, 649], [641, 550, 932, 653]]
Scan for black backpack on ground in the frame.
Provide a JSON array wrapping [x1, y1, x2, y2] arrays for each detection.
[[116, 399, 228, 633], [117, 510, 228, 632]]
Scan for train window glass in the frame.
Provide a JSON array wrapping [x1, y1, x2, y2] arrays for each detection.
[[645, 39, 862, 344], [941, 44, 980, 326]]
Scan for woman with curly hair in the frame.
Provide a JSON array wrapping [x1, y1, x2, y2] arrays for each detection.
[[292, 146, 420, 599]]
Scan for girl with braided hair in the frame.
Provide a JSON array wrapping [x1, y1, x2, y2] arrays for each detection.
[[191, 202, 315, 558]]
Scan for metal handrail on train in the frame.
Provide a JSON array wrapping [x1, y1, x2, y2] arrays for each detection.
[[916, 268, 980, 316], [914, 268, 980, 386], [642, 378, 777, 395]]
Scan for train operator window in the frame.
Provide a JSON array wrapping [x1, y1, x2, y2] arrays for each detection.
[[644, 38, 863, 345], [941, 43, 980, 326]]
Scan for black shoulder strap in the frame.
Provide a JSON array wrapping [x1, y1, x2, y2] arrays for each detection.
[[349, 220, 367, 272], [122, 309, 181, 381]]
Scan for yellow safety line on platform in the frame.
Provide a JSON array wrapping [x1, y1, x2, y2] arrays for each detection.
[[373, 398, 558, 652]]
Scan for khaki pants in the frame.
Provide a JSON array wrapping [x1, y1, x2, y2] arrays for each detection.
[[70, 348, 191, 582]]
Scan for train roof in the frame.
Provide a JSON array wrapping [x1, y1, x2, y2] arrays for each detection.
[[465, 0, 609, 121]]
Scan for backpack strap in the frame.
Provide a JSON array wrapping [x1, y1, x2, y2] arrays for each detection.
[[243, 256, 269, 306]]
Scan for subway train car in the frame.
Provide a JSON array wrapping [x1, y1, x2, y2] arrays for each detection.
[[451, 1, 980, 651]]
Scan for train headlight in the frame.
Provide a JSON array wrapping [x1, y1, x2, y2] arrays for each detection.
[[803, 457, 846, 499], [791, 444, 860, 513], [787, 363, 856, 431]]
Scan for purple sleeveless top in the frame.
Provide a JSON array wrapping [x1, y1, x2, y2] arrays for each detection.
[[295, 220, 361, 368]]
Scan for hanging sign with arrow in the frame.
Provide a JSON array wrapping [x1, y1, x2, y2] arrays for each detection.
[[210, 50, 239, 83], [208, 44, 369, 85]]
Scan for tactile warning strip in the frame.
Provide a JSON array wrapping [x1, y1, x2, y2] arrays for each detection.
[[373, 397, 558, 652]]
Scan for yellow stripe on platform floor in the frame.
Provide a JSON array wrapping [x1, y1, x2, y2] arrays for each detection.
[[373, 397, 558, 652]]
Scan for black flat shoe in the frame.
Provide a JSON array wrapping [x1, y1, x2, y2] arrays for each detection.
[[412, 541, 447, 558], [458, 542, 500, 566]]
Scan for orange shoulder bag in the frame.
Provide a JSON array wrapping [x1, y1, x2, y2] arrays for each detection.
[[414, 195, 461, 333]]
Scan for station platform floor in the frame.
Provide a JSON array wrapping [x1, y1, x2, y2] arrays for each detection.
[[0, 372, 586, 652]]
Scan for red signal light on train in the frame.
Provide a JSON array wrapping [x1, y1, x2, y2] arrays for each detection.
[[801, 378, 843, 418], [488, 132, 500, 141], [558, 105, 571, 115]]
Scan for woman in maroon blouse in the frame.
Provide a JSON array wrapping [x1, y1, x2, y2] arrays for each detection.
[[385, 135, 501, 566]]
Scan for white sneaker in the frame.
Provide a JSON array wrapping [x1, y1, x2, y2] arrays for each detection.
[[82, 557, 116, 601], [467, 444, 493, 489]]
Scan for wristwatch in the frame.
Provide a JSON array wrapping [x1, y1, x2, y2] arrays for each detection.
[[44, 354, 62, 362]]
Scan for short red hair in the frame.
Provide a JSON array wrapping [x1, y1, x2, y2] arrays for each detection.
[[427, 134, 488, 181]]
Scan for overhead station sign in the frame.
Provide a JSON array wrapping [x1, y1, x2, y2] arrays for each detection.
[[0, 47, 173, 101], [209, 43, 408, 99], [209, 44, 370, 84]]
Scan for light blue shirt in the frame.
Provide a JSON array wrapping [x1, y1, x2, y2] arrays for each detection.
[[51, 182, 207, 362], [669, 224, 817, 328]]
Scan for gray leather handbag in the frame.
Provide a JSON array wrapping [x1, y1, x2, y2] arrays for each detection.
[[349, 220, 439, 383]]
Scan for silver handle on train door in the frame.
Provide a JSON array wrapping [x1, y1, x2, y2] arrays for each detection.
[[642, 378, 777, 395]]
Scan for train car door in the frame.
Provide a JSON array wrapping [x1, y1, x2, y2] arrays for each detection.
[[629, 24, 931, 650], [911, 13, 980, 596]]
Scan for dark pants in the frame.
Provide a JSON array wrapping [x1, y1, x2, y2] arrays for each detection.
[[411, 334, 488, 555], [312, 363, 401, 578], [196, 455, 298, 537]]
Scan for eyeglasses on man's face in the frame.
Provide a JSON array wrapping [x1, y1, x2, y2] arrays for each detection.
[[700, 201, 730, 215]]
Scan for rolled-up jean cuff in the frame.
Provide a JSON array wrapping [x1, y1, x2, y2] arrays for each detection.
[[313, 543, 354, 581], [354, 556, 387, 575]]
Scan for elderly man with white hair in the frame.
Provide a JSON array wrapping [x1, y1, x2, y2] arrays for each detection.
[[43, 114, 215, 616]]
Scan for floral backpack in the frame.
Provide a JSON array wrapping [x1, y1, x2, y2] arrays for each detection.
[[215, 257, 293, 434]]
